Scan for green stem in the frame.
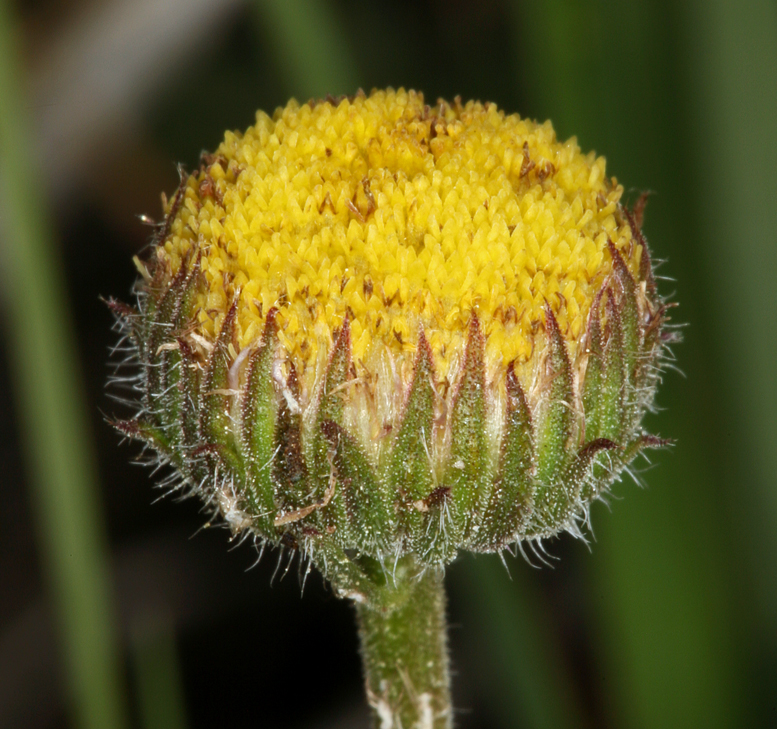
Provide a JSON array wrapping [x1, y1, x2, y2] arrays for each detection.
[[355, 566, 451, 729]]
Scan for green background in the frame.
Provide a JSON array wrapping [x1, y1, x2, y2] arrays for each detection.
[[0, 0, 775, 727]]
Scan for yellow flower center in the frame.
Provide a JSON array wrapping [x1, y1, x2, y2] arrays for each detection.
[[159, 88, 639, 387]]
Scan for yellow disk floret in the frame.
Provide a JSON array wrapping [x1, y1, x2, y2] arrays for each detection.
[[160, 88, 639, 383]]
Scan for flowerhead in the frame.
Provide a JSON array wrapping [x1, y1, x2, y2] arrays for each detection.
[[112, 88, 671, 589]]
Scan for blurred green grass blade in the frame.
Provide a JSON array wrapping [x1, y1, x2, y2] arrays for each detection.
[[508, 1, 742, 727], [252, 0, 361, 100], [680, 0, 777, 634], [132, 622, 189, 729], [454, 557, 586, 729], [0, 3, 128, 728]]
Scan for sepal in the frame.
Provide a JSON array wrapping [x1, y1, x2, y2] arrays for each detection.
[[112, 417, 170, 455], [157, 258, 202, 445], [535, 305, 575, 482], [447, 315, 491, 544], [321, 420, 394, 555], [385, 331, 438, 558], [308, 321, 354, 544], [199, 299, 242, 475], [527, 306, 578, 537], [239, 310, 280, 536], [622, 432, 673, 463], [144, 259, 192, 409], [474, 362, 534, 551], [575, 438, 618, 501], [598, 291, 627, 441], [272, 363, 309, 512], [607, 241, 641, 434], [582, 288, 605, 441], [176, 338, 206, 485]]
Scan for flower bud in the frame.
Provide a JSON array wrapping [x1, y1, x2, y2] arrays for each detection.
[[111, 89, 672, 598]]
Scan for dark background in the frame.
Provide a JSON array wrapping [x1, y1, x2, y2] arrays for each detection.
[[1, 1, 776, 727]]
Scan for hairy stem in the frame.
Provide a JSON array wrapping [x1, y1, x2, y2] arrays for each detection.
[[356, 566, 451, 729]]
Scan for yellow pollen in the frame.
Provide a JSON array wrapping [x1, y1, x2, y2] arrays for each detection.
[[160, 88, 638, 380]]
